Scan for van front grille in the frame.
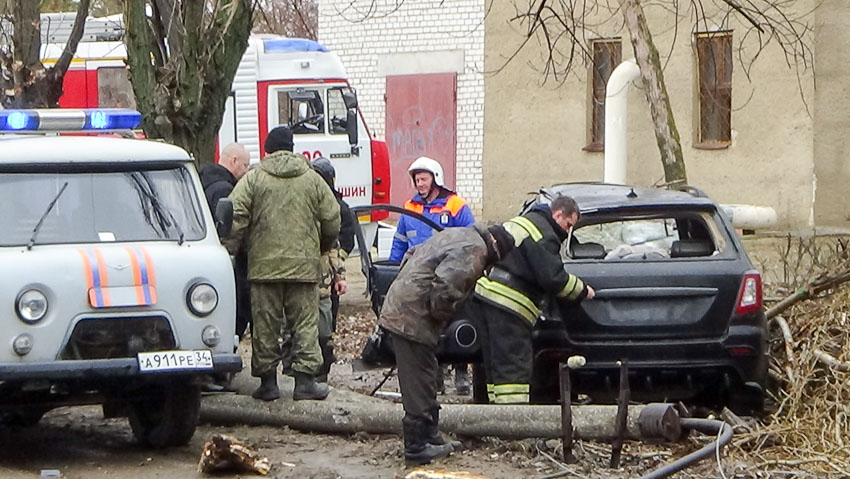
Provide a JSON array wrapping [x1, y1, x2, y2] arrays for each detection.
[[60, 316, 176, 360]]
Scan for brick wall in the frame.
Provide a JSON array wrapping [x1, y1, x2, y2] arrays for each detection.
[[319, 0, 485, 215]]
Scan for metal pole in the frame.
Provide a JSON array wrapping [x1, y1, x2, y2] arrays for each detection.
[[559, 363, 576, 463], [610, 359, 630, 468]]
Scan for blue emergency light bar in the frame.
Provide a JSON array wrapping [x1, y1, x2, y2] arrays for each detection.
[[263, 38, 329, 53], [0, 109, 142, 132]]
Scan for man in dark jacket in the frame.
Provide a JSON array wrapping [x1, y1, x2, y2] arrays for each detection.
[[379, 223, 515, 465], [199, 143, 252, 340], [310, 157, 355, 382], [471, 195, 594, 405]]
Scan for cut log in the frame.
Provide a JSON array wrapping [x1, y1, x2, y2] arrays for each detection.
[[201, 392, 654, 441]]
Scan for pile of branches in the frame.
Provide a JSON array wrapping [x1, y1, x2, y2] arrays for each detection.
[[732, 235, 850, 477]]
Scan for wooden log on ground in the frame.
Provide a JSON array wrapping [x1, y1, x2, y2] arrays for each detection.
[[200, 392, 651, 441]]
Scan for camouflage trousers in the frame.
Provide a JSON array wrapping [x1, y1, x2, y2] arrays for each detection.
[[251, 281, 322, 377]]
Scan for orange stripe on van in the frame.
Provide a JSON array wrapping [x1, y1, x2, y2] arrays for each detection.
[[125, 247, 146, 306], [92, 249, 112, 306]]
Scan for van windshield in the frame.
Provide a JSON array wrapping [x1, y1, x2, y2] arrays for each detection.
[[0, 167, 205, 246]]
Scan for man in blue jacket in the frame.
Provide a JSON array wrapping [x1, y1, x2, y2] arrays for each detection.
[[389, 156, 476, 394], [390, 156, 476, 261]]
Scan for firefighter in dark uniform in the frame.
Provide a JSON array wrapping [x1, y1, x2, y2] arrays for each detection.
[[379, 223, 516, 465], [471, 195, 595, 404]]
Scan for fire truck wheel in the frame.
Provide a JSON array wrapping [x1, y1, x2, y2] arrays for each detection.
[[128, 381, 200, 448]]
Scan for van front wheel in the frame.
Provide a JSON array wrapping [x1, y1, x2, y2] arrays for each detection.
[[128, 381, 200, 448]]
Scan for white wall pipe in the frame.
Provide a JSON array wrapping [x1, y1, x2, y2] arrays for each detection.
[[603, 59, 641, 184], [720, 204, 778, 230]]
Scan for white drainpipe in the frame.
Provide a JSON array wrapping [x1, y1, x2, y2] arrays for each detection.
[[603, 59, 640, 184], [601, 59, 778, 231]]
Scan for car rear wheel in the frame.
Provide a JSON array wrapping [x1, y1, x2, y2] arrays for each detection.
[[128, 381, 200, 448]]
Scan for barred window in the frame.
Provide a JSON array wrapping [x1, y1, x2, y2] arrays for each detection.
[[695, 32, 732, 147], [585, 38, 622, 152]]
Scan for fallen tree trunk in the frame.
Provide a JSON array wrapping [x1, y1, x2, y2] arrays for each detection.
[[200, 393, 650, 441]]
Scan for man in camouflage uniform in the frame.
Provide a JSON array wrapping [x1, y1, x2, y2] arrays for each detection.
[[225, 126, 340, 402], [379, 223, 515, 465]]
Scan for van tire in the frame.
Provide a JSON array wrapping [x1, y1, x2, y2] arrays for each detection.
[[128, 381, 200, 448]]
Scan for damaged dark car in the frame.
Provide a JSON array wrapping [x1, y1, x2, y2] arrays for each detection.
[[355, 183, 768, 414]]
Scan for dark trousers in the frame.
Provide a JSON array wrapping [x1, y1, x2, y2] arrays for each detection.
[[471, 295, 534, 403], [391, 332, 439, 421], [234, 253, 252, 340]]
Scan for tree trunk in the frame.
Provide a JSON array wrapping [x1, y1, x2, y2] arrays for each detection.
[[124, 0, 252, 166], [617, 0, 688, 188], [200, 393, 652, 441], [9, 0, 90, 108]]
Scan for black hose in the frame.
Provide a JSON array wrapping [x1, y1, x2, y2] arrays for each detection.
[[639, 418, 733, 479]]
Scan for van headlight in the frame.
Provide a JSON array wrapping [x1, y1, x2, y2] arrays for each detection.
[[17, 289, 48, 323], [187, 283, 218, 316]]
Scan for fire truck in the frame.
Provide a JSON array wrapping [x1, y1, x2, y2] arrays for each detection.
[[42, 17, 390, 224]]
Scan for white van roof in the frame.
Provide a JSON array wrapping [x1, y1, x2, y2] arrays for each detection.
[[0, 136, 191, 164]]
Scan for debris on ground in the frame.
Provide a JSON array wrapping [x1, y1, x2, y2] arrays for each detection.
[[405, 469, 492, 479], [198, 433, 271, 475]]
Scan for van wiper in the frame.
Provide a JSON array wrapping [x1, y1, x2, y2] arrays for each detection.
[[127, 172, 185, 245], [28, 182, 69, 250]]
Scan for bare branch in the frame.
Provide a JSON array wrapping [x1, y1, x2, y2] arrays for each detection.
[[53, 0, 91, 76]]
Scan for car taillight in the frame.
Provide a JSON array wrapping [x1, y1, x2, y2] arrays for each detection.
[[370, 139, 391, 222], [735, 272, 762, 316]]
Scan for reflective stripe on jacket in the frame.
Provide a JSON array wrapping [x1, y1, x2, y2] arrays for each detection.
[[388, 190, 476, 262], [474, 205, 587, 321]]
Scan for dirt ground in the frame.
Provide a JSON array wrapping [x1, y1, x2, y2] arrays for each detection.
[[0, 247, 814, 479]]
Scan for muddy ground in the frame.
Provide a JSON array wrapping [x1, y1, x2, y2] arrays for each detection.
[[0, 247, 801, 479]]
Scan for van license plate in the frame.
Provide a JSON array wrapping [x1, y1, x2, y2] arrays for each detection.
[[137, 350, 213, 372]]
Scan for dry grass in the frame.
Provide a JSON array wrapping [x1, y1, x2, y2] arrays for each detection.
[[733, 234, 850, 478]]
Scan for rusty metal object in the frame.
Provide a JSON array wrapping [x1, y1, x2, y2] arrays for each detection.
[[559, 362, 576, 463], [637, 403, 682, 442], [609, 360, 630, 468]]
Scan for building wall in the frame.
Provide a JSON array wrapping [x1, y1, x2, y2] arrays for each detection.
[[318, 0, 485, 215], [813, 0, 850, 229], [483, 1, 817, 227]]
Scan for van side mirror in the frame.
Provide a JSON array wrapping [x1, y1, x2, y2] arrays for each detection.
[[215, 198, 234, 237], [346, 110, 359, 155], [342, 91, 358, 110]]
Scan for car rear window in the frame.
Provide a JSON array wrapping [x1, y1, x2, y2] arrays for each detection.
[[568, 211, 728, 260]]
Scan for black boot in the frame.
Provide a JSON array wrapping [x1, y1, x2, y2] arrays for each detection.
[[425, 408, 462, 450], [403, 415, 453, 466], [251, 372, 280, 401], [293, 371, 329, 401], [316, 337, 335, 383]]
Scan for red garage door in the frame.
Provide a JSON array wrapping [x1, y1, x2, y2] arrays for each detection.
[[386, 73, 457, 206]]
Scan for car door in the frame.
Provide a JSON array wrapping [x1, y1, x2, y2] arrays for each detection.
[[350, 205, 443, 316]]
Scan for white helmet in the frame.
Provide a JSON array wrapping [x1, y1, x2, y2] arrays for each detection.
[[408, 156, 444, 188]]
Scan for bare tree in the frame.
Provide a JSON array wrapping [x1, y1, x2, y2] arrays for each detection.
[[254, 0, 317, 39], [504, 0, 814, 187], [123, 0, 254, 166], [0, 0, 91, 107]]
